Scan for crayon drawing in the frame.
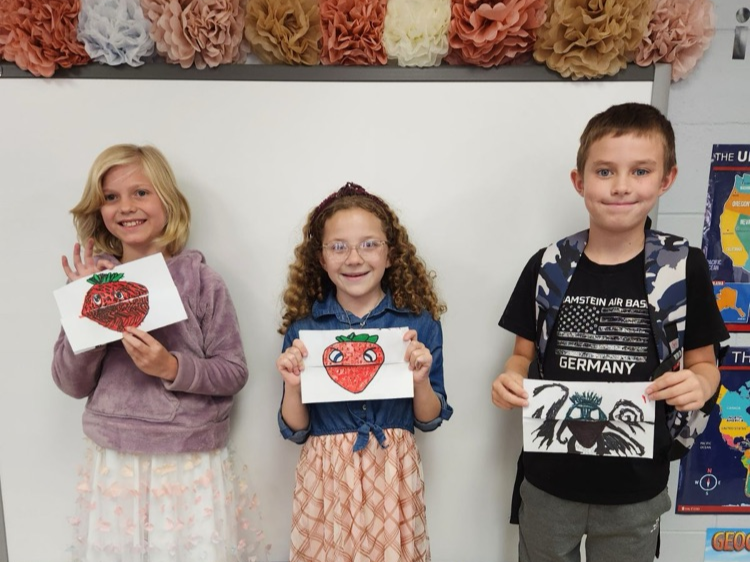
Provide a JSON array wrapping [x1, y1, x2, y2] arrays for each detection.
[[523, 379, 655, 459], [80, 272, 149, 332]]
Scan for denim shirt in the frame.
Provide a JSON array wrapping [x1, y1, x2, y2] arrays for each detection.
[[278, 292, 453, 451]]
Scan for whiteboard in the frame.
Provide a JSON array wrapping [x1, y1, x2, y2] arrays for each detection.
[[0, 71, 658, 562]]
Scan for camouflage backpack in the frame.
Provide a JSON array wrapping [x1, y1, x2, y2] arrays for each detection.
[[534, 228, 717, 460]]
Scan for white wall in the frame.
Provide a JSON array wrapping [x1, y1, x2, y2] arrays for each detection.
[[0, 77, 656, 561], [658, 1, 750, 560]]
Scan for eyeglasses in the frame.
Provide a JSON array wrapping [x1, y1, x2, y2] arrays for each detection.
[[322, 239, 388, 260]]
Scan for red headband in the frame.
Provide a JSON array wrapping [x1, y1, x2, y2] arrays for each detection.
[[310, 182, 387, 227]]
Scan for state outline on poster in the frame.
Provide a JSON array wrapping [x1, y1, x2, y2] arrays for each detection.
[[298, 327, 412, 404], [54, 253, 187, 354], [523, 379, 655, 459], [702, 144, 750, 331]]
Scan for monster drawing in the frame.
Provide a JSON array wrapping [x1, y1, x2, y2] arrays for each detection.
[[530, 383, 649, 457]]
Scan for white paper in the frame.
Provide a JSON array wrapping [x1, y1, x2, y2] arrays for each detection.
[[298, 327, 412, 404], [53, 253, 187, 354], [523, 379, 655, 459]]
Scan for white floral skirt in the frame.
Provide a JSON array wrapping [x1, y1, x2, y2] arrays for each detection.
[[69, 440, 269, 562]]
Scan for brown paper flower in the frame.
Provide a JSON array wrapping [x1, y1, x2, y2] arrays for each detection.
[[245, 0, 321, 64], [635, 0, 714, 82], [446, 0, 547, 68], [320, 0, 387, 65], [140, 0, 246, 69], [0, 0, 90, 77], [534, 0, 653, 80]]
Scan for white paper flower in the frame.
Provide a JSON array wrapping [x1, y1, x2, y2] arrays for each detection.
[[383, 0, 450, 67], [78, 0, 155, 66]]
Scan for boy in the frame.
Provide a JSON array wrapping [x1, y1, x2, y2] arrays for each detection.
[[492, 103, 727, 562]]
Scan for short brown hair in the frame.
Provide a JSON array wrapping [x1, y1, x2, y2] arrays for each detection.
[[576, 103, 676, 175]]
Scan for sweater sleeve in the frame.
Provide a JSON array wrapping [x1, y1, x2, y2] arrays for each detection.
[[164, 265, 248, 396], [51, 328, 107, 399]]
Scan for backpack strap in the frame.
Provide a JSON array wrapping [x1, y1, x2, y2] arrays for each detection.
[[644, 229, 688, 364], [535, 230, 588, 369], [643, 230, 715, 459]]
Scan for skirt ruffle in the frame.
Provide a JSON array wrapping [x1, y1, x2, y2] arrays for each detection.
[[69, 440, 269, 562], [290, 428, 430, 562]]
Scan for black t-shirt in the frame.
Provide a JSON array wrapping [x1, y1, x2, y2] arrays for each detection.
[[500, 246, 728, 504]]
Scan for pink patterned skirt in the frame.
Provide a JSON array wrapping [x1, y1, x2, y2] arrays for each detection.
[[69, 440, 269, 562], [290, 428, 430, 562]]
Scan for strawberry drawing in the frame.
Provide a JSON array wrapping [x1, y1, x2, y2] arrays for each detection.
[[80, 272, 149, 332], [322, 333, 385, 393]]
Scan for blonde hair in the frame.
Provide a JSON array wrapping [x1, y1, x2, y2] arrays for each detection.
[[71, 144, 191, 258], [279, 184, 446, 334]]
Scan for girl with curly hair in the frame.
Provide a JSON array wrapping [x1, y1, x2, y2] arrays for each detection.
[[276, 182, 453, 562]]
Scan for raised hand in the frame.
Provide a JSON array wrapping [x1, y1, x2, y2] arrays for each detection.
[[61, 239, 115, 282]]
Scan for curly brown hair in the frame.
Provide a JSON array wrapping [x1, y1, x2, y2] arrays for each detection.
[[279, 184, 446, 334]]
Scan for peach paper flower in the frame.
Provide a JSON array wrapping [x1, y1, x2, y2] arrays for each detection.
[[140, 0, 246, 69], [534, 0, 652, 80], [0, 0, 90, 77], [245, 0, 321, 64], [446, 0, 547, 68], [634, 0, 715, 82], [320, 0, 387, 65]]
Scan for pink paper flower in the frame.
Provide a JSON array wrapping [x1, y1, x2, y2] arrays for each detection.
[[0, 0, 90, 77], [140, 0, 246, 69], [446, 0, 547, 68], [320, 0, 387, 65], [245, 0, 321, 64], [533, 0, 652, 80], [634, 0, 715, 82]]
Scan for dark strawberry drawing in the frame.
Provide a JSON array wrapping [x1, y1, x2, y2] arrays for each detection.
[[80, 272, 149, 332], [322, 333, 385, 393]]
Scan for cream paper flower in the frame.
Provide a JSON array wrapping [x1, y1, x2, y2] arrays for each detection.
[[383, 0, 450, 67]]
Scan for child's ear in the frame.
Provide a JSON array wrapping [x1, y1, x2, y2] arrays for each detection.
[[660, 166, 678, 194], [570, 169, 584, 196]]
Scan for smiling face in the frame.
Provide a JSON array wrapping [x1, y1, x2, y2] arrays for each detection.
[[571, 132, 677, 241], [320, 208, 391, 316], [99, 163, 168, 263]]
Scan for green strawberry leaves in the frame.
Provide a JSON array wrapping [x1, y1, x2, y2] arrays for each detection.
[[335, 332, 379, 343], [86, 272, 125, 285]]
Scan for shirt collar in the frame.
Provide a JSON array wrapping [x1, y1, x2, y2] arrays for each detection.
[[311, 291, 404, 322]]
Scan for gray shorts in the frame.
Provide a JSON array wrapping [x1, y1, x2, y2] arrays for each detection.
[[518, 479, 671, 562]]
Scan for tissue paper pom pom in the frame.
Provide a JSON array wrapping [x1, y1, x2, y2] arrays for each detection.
[[382, 0, 450, 67], [78, 0, 155, 66], [140, 0, 246, 69], [446, 0, 546, 68], [534, 0, 652, 80], [0, 0, 90, 77], [634, 0, 714, 82], [245, 0, 321, 64], [320, 0, 387, 65]]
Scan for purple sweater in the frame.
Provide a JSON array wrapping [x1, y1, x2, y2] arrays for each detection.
[[52, 250, 248, 454]]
